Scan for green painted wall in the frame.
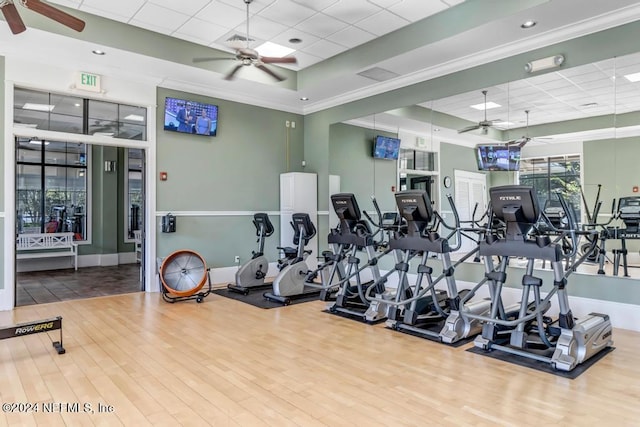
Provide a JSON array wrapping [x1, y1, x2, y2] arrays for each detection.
[[329, 123, 398, 213], [155, 87, 304, 267]]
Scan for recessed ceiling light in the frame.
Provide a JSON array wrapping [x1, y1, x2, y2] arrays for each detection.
[[470, 101, 501, 110], [92, 49, 106, 55], [624, 71, 640, 82], [124, 114, 145, 122], [255, 41, 295, 57], [289, 38, 302, 44], [580, 102, 598, 107], [23, 103, 54, 111], [521, 20, 537, 29], [433, 128, 441, 132], [300, 97, 309, 101], [74, 103, 81, 107]]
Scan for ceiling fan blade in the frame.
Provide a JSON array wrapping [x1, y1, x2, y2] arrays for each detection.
[[261, 56, 297, 64], [224, 64, 244, 81], [23, 0, 85, 32], [1, 2, 26, 34], [457, 124, 481, 134], [256, 64, 285, 81], [193, 57, 236, 63]]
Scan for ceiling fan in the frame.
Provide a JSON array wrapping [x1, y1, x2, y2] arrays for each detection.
[[506, 110, 552, 148], [457, 90, 503, 134], [193, 0, 297, 81], [0, 0, 85, 35]]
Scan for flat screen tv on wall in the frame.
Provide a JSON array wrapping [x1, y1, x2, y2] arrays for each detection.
[[476, 145, 521, 171], [373, 135, 401, 160], [164, 97, 218, 136]]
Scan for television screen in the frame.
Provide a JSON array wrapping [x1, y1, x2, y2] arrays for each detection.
[[164, 97, 218, 136], [476, 145, 521, 171], [373, 135, 401, 160]]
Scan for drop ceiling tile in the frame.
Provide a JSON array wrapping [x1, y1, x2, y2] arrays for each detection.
[[231, 15, 289, 40], [47, 0, 82, 8], [300, 39, 345, 59], [260, 0, 318, 26], [174, 17, 231, 45], [323, 0, 382, 24], [326, 25, 376, 48], [81, 0, 145, 19], [196, 1, 247, 28], [218, 0, 278, 13], [148, 0, 212, 15], [366, 0, 403, 8], [291, 0, 340, 11], [132, 3, 190, 32], [270, 28, 321, 51], [355, 10, 409, 36], [78, 5, 132, 22], [296, 13, 349, 38], [388, 0, 448, 22]]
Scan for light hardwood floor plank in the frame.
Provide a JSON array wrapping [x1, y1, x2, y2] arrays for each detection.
[[0, 292, 638, 426]]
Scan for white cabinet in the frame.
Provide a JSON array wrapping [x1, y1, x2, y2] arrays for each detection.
[[280, 172, 318, 268]]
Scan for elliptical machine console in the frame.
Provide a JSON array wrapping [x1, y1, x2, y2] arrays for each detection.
[[228, 213, 275, 295]]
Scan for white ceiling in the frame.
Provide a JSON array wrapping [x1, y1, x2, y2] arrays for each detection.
[[48, 0, 461, 69], [2, 0, 640, 142]]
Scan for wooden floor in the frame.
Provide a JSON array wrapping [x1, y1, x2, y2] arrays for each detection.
[[0, 292, 638, 426]]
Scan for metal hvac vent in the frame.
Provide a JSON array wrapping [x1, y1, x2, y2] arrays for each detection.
[[357, 67, 400, 82]]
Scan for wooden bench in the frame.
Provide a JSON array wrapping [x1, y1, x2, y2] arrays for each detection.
[[16, 233, 78, 271]]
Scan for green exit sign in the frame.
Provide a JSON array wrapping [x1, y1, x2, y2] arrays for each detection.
[[75, 72, 102, 93]]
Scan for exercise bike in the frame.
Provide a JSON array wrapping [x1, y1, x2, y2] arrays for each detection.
[[263, 213, 320, 305], [228, 213, 276, 295]]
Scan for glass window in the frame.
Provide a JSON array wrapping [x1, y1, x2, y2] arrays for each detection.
[[16, 138, 88, 240], [519, 155, 581, 220], [13, 88, 84, 134], [14, 88, 147, 141], [125, 148, 143, 240]]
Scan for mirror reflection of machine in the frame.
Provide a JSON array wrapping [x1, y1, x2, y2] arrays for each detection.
[[399, 174, 434, 196]]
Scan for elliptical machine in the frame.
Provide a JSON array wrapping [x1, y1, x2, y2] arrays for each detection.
[[366, 190, 491, 343], [264, 213, 319, 305], [324, 193, 398, 323], [464, 185, 613, 372], [228, 213, 275, 295]]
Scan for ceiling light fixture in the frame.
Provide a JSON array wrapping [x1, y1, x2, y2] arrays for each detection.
[[521, 20, 537, 29], [525, 54, 565, 73], [23, 103, 54, 111], [255, 41, 294, 58], [124, 114, 145, 122], [300, 97, 309, 101], [624, 71, 640, 82], [470, 101, 501, 110], [92, 49, 105, 55], [289, 38, 302, 44]]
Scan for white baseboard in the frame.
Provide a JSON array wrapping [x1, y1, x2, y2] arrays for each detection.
[[207, 262, 280, 286]]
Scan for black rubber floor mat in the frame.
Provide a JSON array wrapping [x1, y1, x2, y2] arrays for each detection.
[[466, 345, 615, 379], [390, 323, 476, 348], [212, 287, 320, 309]]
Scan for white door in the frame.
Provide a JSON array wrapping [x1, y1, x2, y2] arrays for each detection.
[[454, 170, 488, 253]]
